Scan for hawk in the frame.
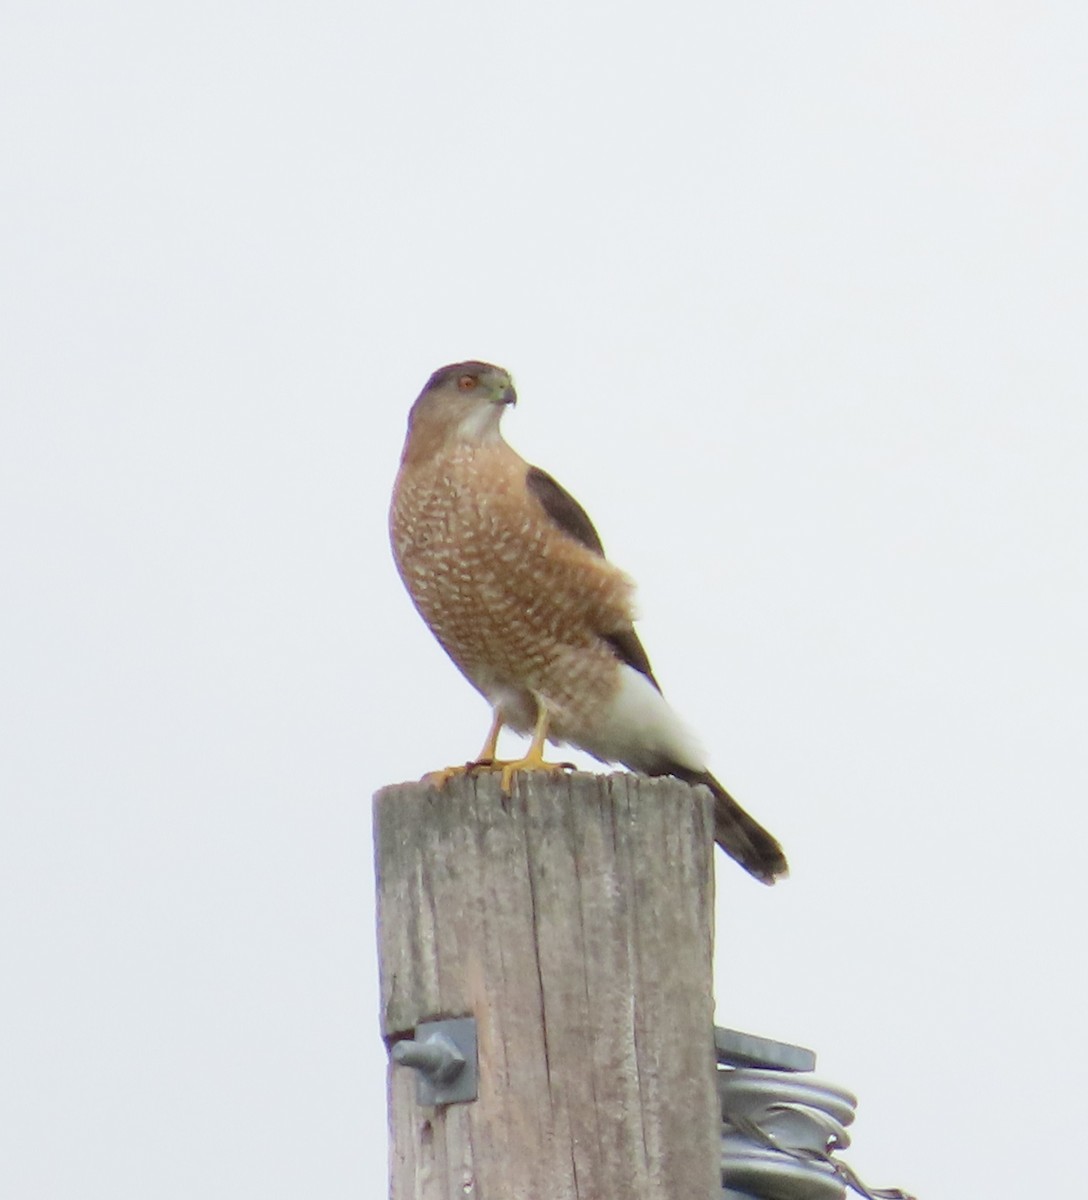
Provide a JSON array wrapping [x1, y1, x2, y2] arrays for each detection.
[[389, 361, 788, 884]]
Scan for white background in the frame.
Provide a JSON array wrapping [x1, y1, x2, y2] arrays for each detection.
[[3, 4, 1085, 1197]]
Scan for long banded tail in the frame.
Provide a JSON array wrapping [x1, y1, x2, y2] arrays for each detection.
[[658, 765, 788, 885]]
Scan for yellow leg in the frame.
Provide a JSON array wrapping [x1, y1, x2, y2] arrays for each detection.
[[496, 707, 574, 794], [421, 711, 503, 788], [474, 711, 503, 763], [422, 706, 573, 793]]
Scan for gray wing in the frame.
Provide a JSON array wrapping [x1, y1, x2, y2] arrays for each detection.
[[525, 465, 661, 692], [525, 465, 606, 556]]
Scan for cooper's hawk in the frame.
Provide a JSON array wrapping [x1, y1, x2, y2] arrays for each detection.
[[389, 361, 788, 884]]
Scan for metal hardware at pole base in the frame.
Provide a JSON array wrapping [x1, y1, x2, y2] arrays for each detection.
[[391, 1017, 478, 1106], [715, 1026, 817, 1072], [715, 1029, 915, 1200]]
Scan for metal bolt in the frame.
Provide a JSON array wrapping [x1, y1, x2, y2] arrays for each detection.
[[391, 1017, 478, 1105], [393, 1031, 465, 1084]]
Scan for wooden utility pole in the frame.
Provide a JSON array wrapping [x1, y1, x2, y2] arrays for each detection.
[[374, 771, 720, 1200]]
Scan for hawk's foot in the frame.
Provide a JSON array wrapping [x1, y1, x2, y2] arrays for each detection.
[[494, 753, 576, 795], [422, 762, 481, 789], [421, 756, 574, 793], [423, 707, 570, 794]]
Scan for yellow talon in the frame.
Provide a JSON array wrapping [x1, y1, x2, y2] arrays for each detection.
[[421, 712, 504, 788], [422, 707, 573, 794], [493, 707, 573, 794], [497, 753, 575, 795], [422, 763, 474, 788]]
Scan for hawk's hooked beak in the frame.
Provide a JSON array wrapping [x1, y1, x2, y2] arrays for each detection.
[[496, 382, 517, 407]]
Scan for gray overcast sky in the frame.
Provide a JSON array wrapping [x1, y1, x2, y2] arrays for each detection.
[[2, 3, 1085, 1197]]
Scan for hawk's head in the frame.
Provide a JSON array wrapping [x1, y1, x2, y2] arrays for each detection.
[[403, 362, 517, 460]]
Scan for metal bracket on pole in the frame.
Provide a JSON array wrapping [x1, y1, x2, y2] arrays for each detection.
[[391, 1017, 477, 1106], [714, 1026, 817, 1072]]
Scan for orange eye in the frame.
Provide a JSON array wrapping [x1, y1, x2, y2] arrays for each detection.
[[458, 375, 477, 391]]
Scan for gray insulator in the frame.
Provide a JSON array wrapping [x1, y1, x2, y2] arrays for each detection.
[[718, 1058, 914, 1199]]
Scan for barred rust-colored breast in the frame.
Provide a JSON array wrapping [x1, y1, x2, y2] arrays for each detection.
[[390, 441, 635, 739]]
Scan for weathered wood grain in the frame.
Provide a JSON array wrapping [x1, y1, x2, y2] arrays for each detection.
[[374, 771, 719, 1200]]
